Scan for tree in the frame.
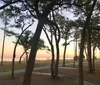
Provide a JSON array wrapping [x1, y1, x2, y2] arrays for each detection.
[[18, 30, 49, 63], [54, 13, 73, 67], [0, 1, 94, 85], [43, 25, 55, 78], [91, 30, 100, 71], [73, 20, 82, 67], [90, 14, 100, 71], [18, 30, 33, 63], [72, 0, 98, 84], [11, 17, 33, 78], [78, 0, 97, 85], [43, 12, 61, 78], [0, 9, 11, 65]]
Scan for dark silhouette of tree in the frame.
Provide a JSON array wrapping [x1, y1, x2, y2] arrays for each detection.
[[11, 21, 33, 78], [43, 26, 55, 78], [73, 21, 82, 67], [18, 30, 49, 63], [54, 13, 73, 67], [0, 1, 95, 85], [17, 30, 33, 63], [78, 0, 97, 85], [0, 9, 11, 65]]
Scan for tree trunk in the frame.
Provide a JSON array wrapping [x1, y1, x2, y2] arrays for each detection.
[[43, 27, 55, 79], [54, 30, 60, 78], [84, 46, 88, 61], [22, 20, 44, 85], [1, 26, 6, 65], [73, 58, 75, 67], [75, 38, 77, 57], [19, 51, 26, 64], [11, 24, 32, 78], [63, 39, 67, 67], [93, 46, 96, 71], [55, 42, 59, 78], [51, 44, 55, 78], [25, 51, 28, 61], [87, 29, 93, 73], [79, 0, 97, 85], [73, 38, 77, 67]]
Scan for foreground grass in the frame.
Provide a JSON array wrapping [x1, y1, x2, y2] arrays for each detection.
[[33, 60, 100, 85], [0, 60, 50, 72], [0, 60, 100, 85]]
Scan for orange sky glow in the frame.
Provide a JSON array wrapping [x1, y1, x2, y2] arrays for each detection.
[[0, 36, 75, 61]]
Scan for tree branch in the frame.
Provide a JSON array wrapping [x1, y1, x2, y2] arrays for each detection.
[[56, 1, 91, 8], [0, 0, 21, 10]]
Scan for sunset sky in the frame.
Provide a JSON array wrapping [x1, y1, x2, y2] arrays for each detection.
[[0, 28, 75, 61], [0, 11, 100, 61], [0, 22, 100, 61]]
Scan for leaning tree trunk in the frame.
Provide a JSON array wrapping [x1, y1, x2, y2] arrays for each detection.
[[23, 20, 44, 85], [43, 27, 55, 78], [19, 51, 26, 64], [79, 0, 97, 85], [11, 23, 32, 78], [23, 1, 61, 84]]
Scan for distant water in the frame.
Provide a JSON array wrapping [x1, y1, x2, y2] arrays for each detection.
[[0, 56, 74, 61]]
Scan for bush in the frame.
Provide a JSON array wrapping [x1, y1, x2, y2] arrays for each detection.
[[74, 56, 78, 61]]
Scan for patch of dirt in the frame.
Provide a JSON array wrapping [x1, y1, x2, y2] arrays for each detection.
[[0, 73, 77, 85]]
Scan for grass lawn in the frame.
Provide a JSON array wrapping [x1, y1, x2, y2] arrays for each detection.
[[0, 60, 51, 72], [0, 60, 100, 85], [0, 74, 78, 85], [33, 60, 100, 85], [0, 59, 73, 72]]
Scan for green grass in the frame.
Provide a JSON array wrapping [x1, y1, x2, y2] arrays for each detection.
[[0, 59, 73, 72], [0, 60, 51, 72], [0, 59, 99, 73], [0, 62, 26, 72], [1, 60, 100, 85]]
